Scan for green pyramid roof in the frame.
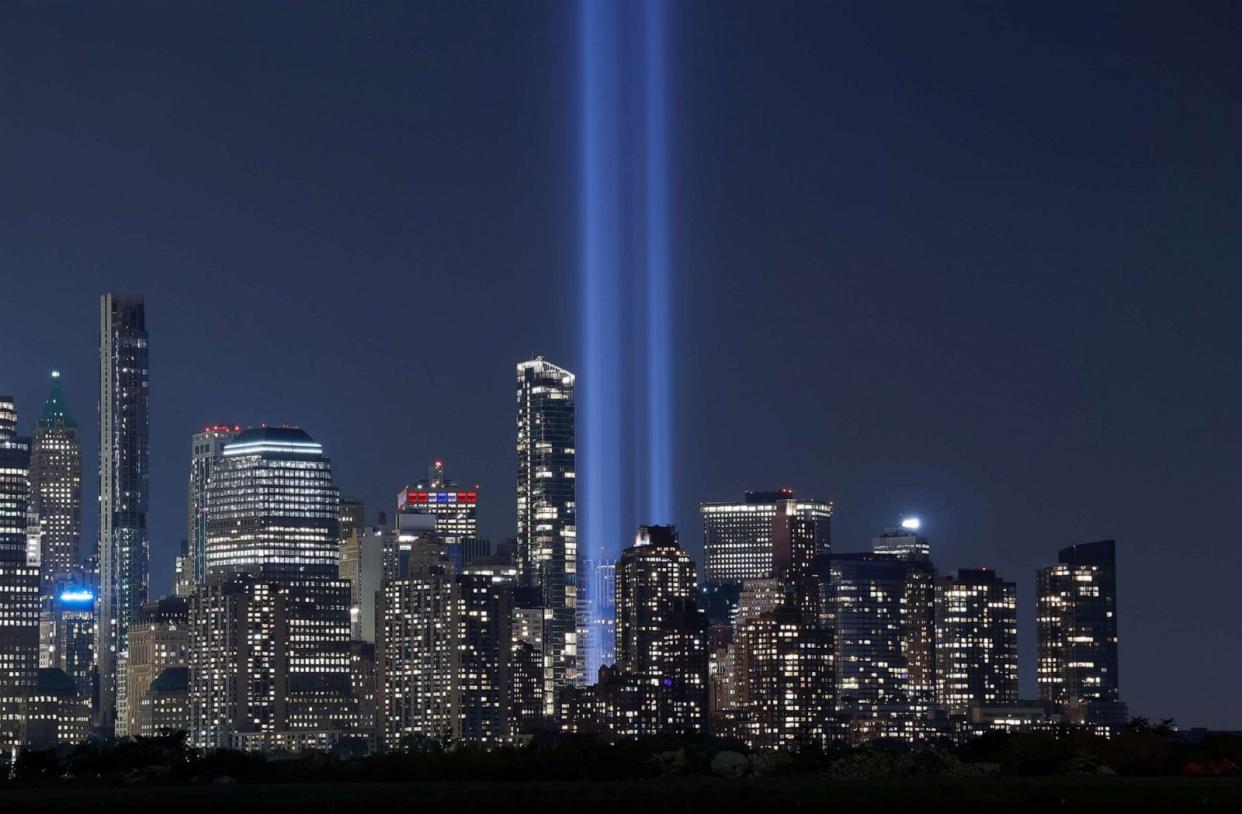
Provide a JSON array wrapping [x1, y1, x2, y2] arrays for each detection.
[[38, 372, 77, 429]]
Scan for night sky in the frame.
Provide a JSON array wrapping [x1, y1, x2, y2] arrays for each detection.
[[3, 2, 1241, 728]]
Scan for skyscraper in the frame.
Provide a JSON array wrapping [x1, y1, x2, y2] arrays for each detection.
[[398, 462, 481, 574], [338, 498, 366, 544], [125, 595, 190, 738], [872, 518, 932, 560], [378, 538, 514, 747], [1036, 540, 1121, 713], [613, 525, 708, 735], [398, 460, 479, 543], [39, 571, 97, 702], [340, 523, 387, 643], [187, 425, 239, 588], [515, 358, 579, 696], [30, 371, 82, 596], [190, 426, 353, 750], [98, 293, 150, 732], [509, 601, 554, 734], [457, 570, 512, 744], [0, 396, 41, 748], [379, 539, 461, 746], [700, 490, 833, 587], [935, 568, 1019, 715], [829, 548, 936, 742], [734, 604, 833, 750], [203, 427, 339, 581]]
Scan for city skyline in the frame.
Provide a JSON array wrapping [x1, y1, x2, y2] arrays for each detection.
[[3, 2, 1241, 736], [0, 306, 1145, 732]]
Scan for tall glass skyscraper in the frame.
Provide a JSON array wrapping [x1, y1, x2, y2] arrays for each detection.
[[31, 371, 82, 595], [0, 396, 41, 748], [1036, 540, 1121, 708], [934, 568, 1018, 714], [830, 540, 936, 742], [515, 358, 579, 698], [187, 425, 239, 588], [98, 293, 150, 732]]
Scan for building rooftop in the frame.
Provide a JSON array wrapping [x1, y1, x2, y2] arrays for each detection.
[[222, 426, 323, 457], [151, 665, 190, 693], [38, 372, 77, 429], [35, 667, 79, 695]]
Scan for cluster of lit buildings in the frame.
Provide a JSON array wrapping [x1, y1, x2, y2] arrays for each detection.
[[0, 293, 1126, 756]]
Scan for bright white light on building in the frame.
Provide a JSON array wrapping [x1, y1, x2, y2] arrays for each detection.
[[901, 517, 921, 531]]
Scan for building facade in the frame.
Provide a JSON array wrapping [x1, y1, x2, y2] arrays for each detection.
[[39, 572, 97, 701], [377, 537, 514, 748], [30, 371, 82, 596], [613, 525, 708, 736], [98, 293, 151, 732], [934, 568, 1018, 715], [340, 525, 387, 643], [138, 665, 190, 737], [338, 499, 365, 544], [23, 668, 91, 749], [126, 596, 191, 737], [190, 426, 353, 750], [379, 539, 461, 747], [872, 520, 931, 560], [829, 549, 936, 741], [187, 426, 239, 589], [701, 490, 832, 588], [457, 571, 512, 744], [0, 396, 40, 748], [515, 358, 579, 697], [1036, 540, 1121, 710], [510, 601, 554, 734], [734, 604, 833, 750], [399, 460, 479, 543]]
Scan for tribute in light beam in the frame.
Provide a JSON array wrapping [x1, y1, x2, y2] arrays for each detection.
[[579, 0, 623, 683], [578, 0, 677, 684], [644, 0, 673, 524]]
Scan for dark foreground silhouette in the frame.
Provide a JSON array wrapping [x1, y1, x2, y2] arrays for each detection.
[[4, 724, 1241, 812]]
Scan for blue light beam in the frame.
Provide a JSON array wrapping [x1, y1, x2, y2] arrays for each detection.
[[580, 0, 623, 681], [644, 0, 673, 524]]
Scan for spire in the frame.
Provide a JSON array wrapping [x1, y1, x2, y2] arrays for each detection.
[[38, 370, 77, 429]]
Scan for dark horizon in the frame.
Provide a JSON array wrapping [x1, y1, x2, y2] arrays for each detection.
[[3, 2, 1241, 730]]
